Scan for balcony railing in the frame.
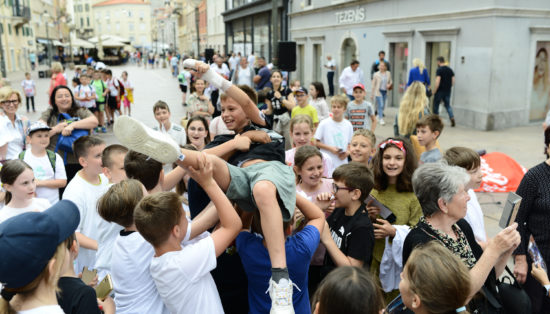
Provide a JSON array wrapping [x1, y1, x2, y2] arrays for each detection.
[[13, 3, 31, 21]]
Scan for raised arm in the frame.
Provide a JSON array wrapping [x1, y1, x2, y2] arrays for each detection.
[[295, 193, 325, 233], [184, 59, 266, 127]]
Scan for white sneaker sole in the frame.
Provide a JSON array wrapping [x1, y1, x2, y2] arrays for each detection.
[[114, 116, 181, 164]]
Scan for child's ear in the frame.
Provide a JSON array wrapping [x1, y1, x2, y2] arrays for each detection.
[[352, 188, 361, 201], [25, 135, 31, 143], [102, 167, 111, 180], [411, 294, 422, 310], [433, 130, 440, 139], [71, 239, 80, 257], [78, 156, 87, 168]]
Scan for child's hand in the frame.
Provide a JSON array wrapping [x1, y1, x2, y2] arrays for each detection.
[[242, 130, 271, 144], [97, 296, 116, 314], [185, 152, 214, 187], [373, 218, 396, 239], [531, 263, 550, 286], [233, 134, 251, 151], [366, 199, 380, 221], [328, 146, 341, 155], [316, 192, 334, 211], [78, 272, 98, 287], [338, 150, 349, 160]]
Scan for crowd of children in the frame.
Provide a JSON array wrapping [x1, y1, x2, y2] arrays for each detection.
[[1, 57, 548, 314]]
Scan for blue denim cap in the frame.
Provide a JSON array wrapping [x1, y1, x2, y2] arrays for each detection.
[[0, 200, 80, 289]]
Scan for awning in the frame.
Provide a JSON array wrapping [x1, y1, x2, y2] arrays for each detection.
[[101, 38, 125, 48], [72, 37, 94, 49], [53, 40, 67, 47], [36, 38, 51, 45]]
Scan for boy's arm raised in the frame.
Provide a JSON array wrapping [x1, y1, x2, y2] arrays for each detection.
[[320, 221, 363, 267], [295, 193, 324, 234], [185, 152, 241, 257], [184, 59, 267, 127]]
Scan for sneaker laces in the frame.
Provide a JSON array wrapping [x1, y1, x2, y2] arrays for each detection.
[[266, 279, 301, 307]]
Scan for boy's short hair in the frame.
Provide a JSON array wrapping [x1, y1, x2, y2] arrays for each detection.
[[102, 144, 129, 169], [124, 150, 163, 191], [257, 87, 270, 103], [332, 162, 374, 202], [98, 179, 144, 227], [416, 114, 444, 136], [73, 136, 105, 160], [220, 84, 258, 105], [153, 100, 170, 113], [443, 147, 481, 171], [331, 95, 349, 109], [25, 72, 30, 76], [134, 192, 183, 247], [353, 129, 376, 147]]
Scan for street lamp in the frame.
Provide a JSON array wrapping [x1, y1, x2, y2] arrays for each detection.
[[42, 11, 53, 67]]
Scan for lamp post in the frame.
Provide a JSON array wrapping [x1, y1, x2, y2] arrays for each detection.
[[68, 21, 75, 65], [42, 11, 53, 67]]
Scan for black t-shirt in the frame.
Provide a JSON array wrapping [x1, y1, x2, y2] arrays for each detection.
[[267, 86, 293, 116], [57, 277, 101, 314], [206, 122, 285, 166], [325, 204, 374, 267], [435, 65, 454, 93]]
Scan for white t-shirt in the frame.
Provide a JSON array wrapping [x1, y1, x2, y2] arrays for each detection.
[[150, 236, 223, 314], [112, 231, 169, 314], [62, 173, 113, 274], [236, 66, 253, 86], [228, 56, 239, 70], [0, 197, 50, 223], [107, 78, 120, 97], [0, 115, 25, 160], [75, 85, 96, 109], [248, 54, 255, 67], [314, 118, 354, 168], [18, 305, 65, 314], [326, 59, 336, 73], [21, 79, 36, 96], [121, 79, 132, 97], [23, 150, 66, 205], [464, 189, 487, 243]]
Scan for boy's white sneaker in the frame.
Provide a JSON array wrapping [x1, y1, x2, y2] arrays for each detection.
[[267, 278, 295, 314], [379, 118, 386, 126], [113, 116, 182, 164]]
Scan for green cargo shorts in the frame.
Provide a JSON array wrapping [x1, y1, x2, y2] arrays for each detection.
[[225, 161, 295, 221]]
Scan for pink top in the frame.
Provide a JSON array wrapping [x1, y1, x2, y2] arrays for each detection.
[[296, 178, 333, 265], [286, 147, 334, 178]]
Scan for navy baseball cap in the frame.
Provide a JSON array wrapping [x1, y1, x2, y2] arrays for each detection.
[[294, 87, 308, 95], [0, 200, 80, 289]]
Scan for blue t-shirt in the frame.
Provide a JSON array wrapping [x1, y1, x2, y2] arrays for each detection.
[[256, 66, 272, 90], [236, 225, 320, 314]]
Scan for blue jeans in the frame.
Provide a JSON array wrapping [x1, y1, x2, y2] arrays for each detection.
[[433, 90, 454, 119], [376, 90, 387, 119], [327, 71, 335, 96]]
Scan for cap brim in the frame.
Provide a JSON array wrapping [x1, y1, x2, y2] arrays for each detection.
[[43, 200, 80, 243], [28, 127, 52, 136]]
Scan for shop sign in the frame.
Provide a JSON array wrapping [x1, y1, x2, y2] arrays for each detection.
[[335, 7, 366, 24]]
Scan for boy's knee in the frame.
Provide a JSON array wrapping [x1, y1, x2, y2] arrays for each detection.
[[252, 181, 276, 202]]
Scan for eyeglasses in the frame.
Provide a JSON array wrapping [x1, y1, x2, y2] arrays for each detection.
[[1, 100, 18, 106], [332, 183, 355, 193]]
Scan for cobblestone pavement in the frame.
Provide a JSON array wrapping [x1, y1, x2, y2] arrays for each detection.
[[8, 63, 545, 239]]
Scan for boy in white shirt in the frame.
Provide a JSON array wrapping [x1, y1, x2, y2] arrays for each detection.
[[74, 74, 97, 111], [134, 153, 242, 314], [443, 146, 488, 248], [62, 136, 118, 276], [20, 121, 67, 205], [315, 95, 354, 168], [98, 180, 169, 314], [101, 144, 128, 184]]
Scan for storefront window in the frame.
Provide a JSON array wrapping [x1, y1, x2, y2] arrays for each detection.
[[253, 13, 269, 59]]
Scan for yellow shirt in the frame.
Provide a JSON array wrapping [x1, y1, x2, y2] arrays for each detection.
[[291, 104, 319, 124]]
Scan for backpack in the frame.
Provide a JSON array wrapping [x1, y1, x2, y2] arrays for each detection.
[[117, 79, 125, 95], [19, 149, 57, 172]]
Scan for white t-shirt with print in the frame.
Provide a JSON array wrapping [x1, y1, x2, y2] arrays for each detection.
[[314, 118, 354, 168], [18, 305, 65, 314], [23, 150, 66, 205], [107, 78, 120, 97], [150, 236, 223, 314], [21, 79, 36, 96], [75, 85, 96, 109], [112, 231, 169, 314], [0, 197, 50, 224], [62, 173, 111, 273]]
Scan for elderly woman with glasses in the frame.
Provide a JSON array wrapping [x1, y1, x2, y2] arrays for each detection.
[[0, 87, 28, 161], [402, 162, 521, 312]]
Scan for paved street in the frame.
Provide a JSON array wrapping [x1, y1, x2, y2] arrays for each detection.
[[8, 63, 545, 239]]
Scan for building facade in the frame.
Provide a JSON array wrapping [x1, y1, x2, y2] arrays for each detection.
[[222, 0, 289, 61], [206, 0, 224, 54], [92, 0, 152, 49], [73, 0, 94, 38], [289, 0, 550, 130]]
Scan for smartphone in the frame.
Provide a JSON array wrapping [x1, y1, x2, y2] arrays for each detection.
[[365, 195, 396, 223], [81, 267, 98, 285], [498, 192, 522, 229], [528, 235, 548, 273], [95, 274, 113, 301], [385, 294, 409, 314]]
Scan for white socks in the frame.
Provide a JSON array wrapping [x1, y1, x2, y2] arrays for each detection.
[[183, 59, 232, 92]]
